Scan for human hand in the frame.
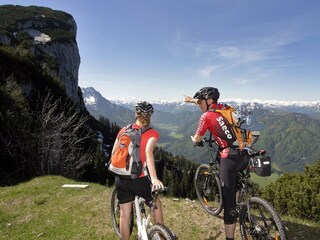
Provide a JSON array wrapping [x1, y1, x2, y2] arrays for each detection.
[[151, 178, 164, 190], [191, 136, 204, 147], [184, 95, 192, 102], [184, 95, 198, 104]]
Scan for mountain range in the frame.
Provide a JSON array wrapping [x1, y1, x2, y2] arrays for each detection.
[[82, 87, 320, 173]]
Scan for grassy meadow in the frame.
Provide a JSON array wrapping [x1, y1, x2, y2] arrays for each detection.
[[0, 176, 319, 240]]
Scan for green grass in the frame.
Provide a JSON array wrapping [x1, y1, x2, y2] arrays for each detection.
[[1, 176, 319, 239], [0, 176, 114, 240]]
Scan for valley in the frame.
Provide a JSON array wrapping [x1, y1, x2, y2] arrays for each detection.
[[82, 87, 320, 173]]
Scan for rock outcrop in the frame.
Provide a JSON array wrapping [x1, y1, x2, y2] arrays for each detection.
[[0, 5, 85, 110]]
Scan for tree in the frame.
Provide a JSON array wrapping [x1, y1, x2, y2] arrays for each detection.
[[262, 160, 320, 221], [34, 90, 95, 179], [0, 77, 37, 185]]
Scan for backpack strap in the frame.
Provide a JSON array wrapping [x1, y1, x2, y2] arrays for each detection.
[[125, 124, 133, 130], [141, 126, 152, 134]]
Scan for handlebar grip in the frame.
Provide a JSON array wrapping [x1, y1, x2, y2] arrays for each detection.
[[152, 186, 167, 194]]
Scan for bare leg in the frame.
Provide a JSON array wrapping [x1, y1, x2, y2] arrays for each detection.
[[225, 223, 236, 239], [119, 202, 132, 240], [153, 197, 164, 224]]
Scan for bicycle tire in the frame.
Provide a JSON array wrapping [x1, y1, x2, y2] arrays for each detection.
[[194, 164, 223, 216], [147, 224, 176, 240], [239, 196, 287, 240], [110, 188, 134, 239]]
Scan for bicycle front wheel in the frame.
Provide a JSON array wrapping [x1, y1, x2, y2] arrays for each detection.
[[148, 224, 176, 240], [194, 164, 223, 216], [239, 196, 287, 240], [110, 188, 134, 239]]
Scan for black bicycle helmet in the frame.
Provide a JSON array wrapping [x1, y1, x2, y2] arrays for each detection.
[[135, 101, 154, 114], [193, 87, 220, 102]]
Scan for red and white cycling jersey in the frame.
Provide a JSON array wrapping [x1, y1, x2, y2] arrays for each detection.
[[196, 103, 236, 151]]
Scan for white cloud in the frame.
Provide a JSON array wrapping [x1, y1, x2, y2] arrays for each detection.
[[198, 65, 216, 79], [216, 46, 240, 59]]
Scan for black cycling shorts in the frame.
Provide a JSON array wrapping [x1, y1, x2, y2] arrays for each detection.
[[115, 176, 152, 204]]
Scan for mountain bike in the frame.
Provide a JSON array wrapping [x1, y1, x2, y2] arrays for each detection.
[[111, 186, 176, 240], [194, 137, 287, 240]]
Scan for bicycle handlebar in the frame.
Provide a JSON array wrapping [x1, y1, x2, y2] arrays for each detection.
[[196, 136, 266, 157], [243, 147, 266, 157], [152, 186, 168, 194]]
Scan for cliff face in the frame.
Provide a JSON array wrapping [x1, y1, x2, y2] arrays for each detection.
[[0, 5, 85, 110], [35, 41, 81, 106]]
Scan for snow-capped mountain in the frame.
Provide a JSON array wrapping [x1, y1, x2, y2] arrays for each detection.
[[82, 87, 320, 116], [109, 96, 320, 116], [82, 87, 135, 126]]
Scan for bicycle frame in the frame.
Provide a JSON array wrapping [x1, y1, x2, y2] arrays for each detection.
[[236, 166, 255, 221], [134, 196, 153, 240]]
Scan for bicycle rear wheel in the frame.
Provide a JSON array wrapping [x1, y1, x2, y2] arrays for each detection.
[[110, 188, 134, 239], [148, 224, 176, 240], [239, 196, 287, 240], [194, 164, 223, 216]]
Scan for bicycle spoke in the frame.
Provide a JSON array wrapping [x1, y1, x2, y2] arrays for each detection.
[[240, 198, 287, 240], [254, 205, 281, 239], [194, 165, 223, 216]]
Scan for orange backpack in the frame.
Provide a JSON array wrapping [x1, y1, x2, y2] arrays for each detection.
[[108, 124, 151, 179], [210, 105, 252, 150]]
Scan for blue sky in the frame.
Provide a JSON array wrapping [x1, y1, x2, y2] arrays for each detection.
[[2, 0, 320, 101]]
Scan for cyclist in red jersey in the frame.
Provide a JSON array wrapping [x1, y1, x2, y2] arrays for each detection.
[[112, 101, 164, 240], [185, 87, 246, 240]]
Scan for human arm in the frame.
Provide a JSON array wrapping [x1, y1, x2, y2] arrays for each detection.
[[184, 95, 199, 104], [191, 134, 203, 142], [191, 114, 207, 146], [145, 137, 163, 189]]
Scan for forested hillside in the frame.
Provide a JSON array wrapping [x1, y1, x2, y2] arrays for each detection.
[[0, 5, 118, 186], [160, 107, 320, 172], [257, 110, 320, 171], [0, 45, 112, 185]]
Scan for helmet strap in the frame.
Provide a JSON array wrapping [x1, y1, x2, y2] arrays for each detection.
[[205, 99, 215, 111], [205, 99, 210, 111]]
